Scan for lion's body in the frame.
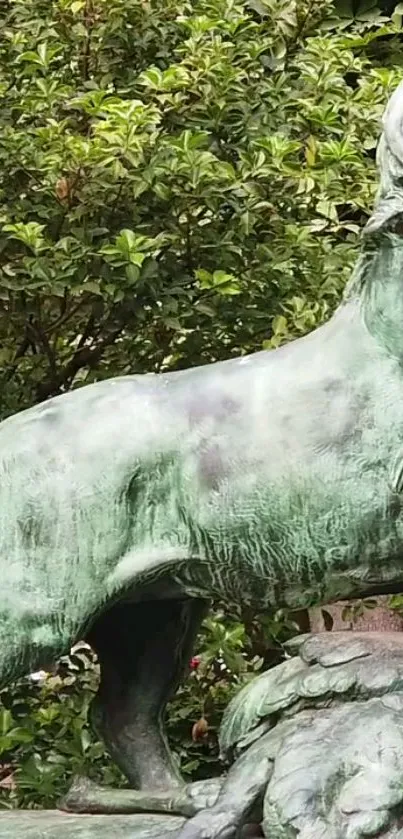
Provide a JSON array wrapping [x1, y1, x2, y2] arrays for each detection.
[[2, 257, 403, 682]]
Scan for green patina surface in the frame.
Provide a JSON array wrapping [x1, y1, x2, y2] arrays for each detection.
[[0, 812, 184, 838], [2, 84, 403, 684]]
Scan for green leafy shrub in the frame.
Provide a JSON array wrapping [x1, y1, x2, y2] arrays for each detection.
[[0, 0, 402, 418], [0, 644, 124, 809]]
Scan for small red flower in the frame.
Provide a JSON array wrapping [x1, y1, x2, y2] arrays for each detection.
[[190, 656, 201, 670], [192, 717, 208, 742]]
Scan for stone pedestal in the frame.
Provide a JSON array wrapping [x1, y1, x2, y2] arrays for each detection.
[[0, 811, 185, 838]]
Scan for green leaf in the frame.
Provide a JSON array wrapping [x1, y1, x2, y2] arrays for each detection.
[[71, 0, 86, 12], [272, 315, 288, 335], [163, 316, 181, 330], [0, 709, 12, 736], [83, 280, 102, 295], [212, 270, 236, 286], [116, 229, 137, 252], [316, 200, 339, 223], [125, 264, 140, 283], [9, 727, 34, 744]]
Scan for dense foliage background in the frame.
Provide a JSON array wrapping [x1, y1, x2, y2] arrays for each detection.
[[1, 0, 403, 808]]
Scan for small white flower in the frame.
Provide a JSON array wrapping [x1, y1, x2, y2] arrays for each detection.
[[30, 671, 48, 682]]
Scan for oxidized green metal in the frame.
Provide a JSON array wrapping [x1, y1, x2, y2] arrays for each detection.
[[1, 79, 403, 815], [181, 631, 403, 839], [0, 812, 185, 838]]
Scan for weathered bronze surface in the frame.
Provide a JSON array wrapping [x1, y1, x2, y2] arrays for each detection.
[[0, 811, 185, 838], [181, 631, 403, 838]]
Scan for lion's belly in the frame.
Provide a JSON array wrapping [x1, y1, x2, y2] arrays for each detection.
[[178, 451, 403, 610]]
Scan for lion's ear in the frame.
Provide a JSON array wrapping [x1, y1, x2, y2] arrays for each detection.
[[365, 81, 403, 235]]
